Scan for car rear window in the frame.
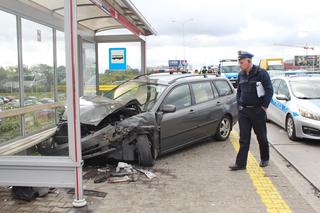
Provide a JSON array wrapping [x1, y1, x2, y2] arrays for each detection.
[[213, 80, 233, 96]]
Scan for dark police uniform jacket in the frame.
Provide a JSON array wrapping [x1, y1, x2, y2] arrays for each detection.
[[237, 65, 273, 108]]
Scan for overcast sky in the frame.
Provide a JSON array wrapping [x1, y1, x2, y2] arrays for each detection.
[[1, 1, 319, 71], [130, 0, 320, 69]]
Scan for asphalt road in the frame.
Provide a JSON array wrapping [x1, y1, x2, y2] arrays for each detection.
[[266, 121, 320, 191]]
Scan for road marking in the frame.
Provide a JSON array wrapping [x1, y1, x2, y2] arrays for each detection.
[[230, 131, 292, 212]]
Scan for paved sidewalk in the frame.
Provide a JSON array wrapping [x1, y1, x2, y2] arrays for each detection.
[[0, 130, 318, 213]]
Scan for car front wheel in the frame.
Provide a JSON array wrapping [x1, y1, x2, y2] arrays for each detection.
[[136, 135, 155, 167], [215, 115, 232, 141], [286, 115, 298, 141]]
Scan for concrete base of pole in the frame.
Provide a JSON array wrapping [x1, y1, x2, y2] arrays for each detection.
[[73, 199, 87, 208]]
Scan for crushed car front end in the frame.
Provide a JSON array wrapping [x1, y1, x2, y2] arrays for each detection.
[[37, 79, 167, 166]]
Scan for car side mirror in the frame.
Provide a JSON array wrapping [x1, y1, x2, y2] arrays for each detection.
[[160, 104, 176, 113], [276, 94, 290, 101]]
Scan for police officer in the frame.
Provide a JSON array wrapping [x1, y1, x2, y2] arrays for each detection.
[[229, 51, 273, 171], [200, 66, 208, 74]]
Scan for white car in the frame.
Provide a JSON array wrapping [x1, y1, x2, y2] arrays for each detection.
[[267, 74, 320, 141]]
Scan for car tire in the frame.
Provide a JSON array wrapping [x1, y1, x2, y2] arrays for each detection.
[[215, 115, 232, 141], [136, 135, 155, 167], [286, 115, 298, 141]]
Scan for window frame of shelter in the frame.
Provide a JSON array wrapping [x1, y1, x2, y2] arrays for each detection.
[[0, 10, 21, 145]]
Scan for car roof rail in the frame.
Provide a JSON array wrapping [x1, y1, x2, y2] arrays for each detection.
[[168, 74, 204, 84], [134, 70, 184, 79]]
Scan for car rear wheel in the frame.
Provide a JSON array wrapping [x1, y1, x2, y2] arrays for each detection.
[[215, 115, 232, 141], [136, 135, 155, 167], [286, 115, 298, 141]]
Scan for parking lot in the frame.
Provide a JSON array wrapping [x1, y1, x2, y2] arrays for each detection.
[[1, 125, 319, 213]]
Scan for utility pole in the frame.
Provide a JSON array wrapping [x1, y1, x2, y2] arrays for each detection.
[[172, 18, 193, 71]]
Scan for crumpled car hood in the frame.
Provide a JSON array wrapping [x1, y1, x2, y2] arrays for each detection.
[[103, 111, 157, 143], [63, 96, 137, 126]]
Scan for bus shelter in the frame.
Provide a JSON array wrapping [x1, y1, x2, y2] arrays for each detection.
[[0, 0, 155, 206]]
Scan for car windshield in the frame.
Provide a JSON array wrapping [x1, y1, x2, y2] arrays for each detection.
[[290, 79, 320, 99], [221, 66, 240, 73], [104, 80, 167, 111]]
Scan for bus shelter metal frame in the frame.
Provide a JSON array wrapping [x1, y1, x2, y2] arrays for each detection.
[[0, 0, 155, 207]]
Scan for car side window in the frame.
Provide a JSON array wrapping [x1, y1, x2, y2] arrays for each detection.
[[272, 79, 281, 94], [278, 80, 290, 98], [162, 84, 191, 111], [213, 80, 233, 96], [191, 82, 214, 104]]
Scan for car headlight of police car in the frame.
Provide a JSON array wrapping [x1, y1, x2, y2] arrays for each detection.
[[298, 107, 320, 121]]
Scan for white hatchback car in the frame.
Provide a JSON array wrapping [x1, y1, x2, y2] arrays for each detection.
[[267, 74, 320, 141]]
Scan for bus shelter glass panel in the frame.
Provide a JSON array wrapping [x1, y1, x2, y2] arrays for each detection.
[[83, 42, 96, 96], [98, 42, 141, 94], [21, 18, 55, 134], [57, 30, 66, 103], [0, 10, 21, 145], [56, 30, 66, 121], [25, 110, 55, 134], [0, 116, 21, 148]]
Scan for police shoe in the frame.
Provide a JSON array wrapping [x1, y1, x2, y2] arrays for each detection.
[[259, 160, 269, 167], [229, 164, 246, 171]]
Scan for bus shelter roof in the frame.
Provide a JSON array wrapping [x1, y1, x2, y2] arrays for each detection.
[[29, 0, 156, 36]]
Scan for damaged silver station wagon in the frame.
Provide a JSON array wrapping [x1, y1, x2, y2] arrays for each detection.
[[37, 73, 238, 166]]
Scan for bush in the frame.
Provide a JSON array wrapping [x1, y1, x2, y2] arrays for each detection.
[[0, 117, 20, 132]]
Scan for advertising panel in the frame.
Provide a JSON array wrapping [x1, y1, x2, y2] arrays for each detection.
[[168, 60, 188, 68], [294, 55, 320, 67]]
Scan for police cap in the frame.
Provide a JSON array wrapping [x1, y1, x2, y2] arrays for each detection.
[[238, 50, 254, 60]]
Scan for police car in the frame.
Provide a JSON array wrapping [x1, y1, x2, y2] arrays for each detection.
[[267, 74, 320, 141]]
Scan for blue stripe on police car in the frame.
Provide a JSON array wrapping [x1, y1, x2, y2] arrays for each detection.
[[271, 98, 300, 117]]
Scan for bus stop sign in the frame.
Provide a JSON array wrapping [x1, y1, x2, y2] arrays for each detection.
[[109, 48, 126, 70]]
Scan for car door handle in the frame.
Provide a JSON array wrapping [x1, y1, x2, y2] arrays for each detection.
[[189, 109, 195, 113], [216, 101, 222, 105]]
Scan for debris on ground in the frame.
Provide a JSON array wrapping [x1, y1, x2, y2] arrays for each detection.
[[89, 162, 156, 184], [107, 175, 138, 183], [134, 167, 156, 179], [67, 189, 107, 198], [94, 172, 112, 184], [116, 162, 135, 174]]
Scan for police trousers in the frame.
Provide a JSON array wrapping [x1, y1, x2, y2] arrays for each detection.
[[236, 106, 269, 167]]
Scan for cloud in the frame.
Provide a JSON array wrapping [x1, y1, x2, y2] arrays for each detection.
[[131, 0, 320, 68]]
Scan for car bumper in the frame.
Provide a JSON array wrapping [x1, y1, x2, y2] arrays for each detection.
[[294, 116, 320, 140]]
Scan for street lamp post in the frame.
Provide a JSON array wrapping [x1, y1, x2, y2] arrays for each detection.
[[172, 18, 193, 71]]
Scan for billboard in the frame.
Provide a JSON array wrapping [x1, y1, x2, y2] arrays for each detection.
[[294, 55, 320, 67], [168, 60, 188, 68], [109, 48, 126, 70]]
